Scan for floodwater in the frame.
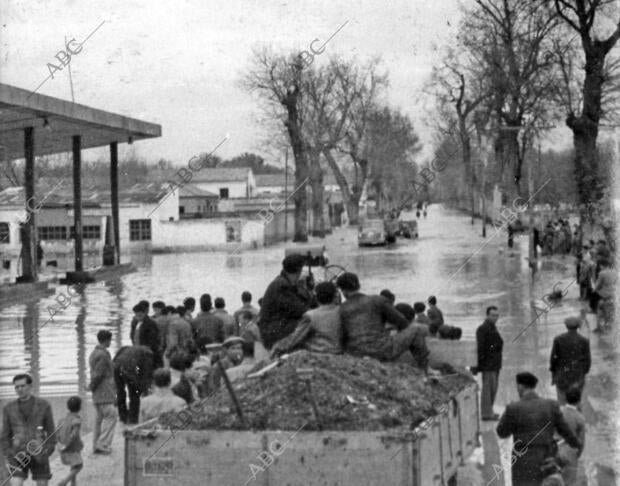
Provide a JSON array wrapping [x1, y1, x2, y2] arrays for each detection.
[[0, 206, 617, 484]]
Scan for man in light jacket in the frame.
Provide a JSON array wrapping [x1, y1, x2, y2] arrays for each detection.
[[88, 330, 117, 454]]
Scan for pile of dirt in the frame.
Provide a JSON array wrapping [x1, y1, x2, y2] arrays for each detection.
[[158, 351, 474, 432]]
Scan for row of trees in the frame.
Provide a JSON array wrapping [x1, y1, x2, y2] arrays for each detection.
[[241, 52, 421, 241], [429, 0, 620, 227]]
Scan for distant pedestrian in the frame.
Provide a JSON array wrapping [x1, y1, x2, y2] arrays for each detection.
[[113, 345, 155, 425], [507, 223, 514, 248], [473, 306, 503, 420], [0, 373, 56, 486], [497, 372, 581, 486], [233, 291, 259, 325], [557, 388, 586, 486], [594, 259, 616, 332], [214, 297, 237, 338], [191, 293, 225, 351], [238, 310, 261, 356], [88, 330, 117, 454], [550, 317, 591, 405], [56, 396, 83, 486], [139, 369, 186, 422]]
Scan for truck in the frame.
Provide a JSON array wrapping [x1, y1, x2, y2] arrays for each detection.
[[124, 355, 480, 485]]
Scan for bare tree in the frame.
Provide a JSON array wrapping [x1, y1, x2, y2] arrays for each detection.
[[319, 58, 388, 225], [241, 48, 311, 242], [461, 0, 561, 200], [552, 0, 620, 217], [430, 47, 489, 222]]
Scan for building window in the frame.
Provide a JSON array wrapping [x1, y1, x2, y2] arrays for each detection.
[[129, 219, 151, 241], [38, 226, 67, 241], [219, 188, 229, 199], [180, 206, 185, 214], [0, 223, 9, 244], [70, 225, 101, 240]]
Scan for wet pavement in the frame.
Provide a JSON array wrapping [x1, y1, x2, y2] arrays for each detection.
[[0, 205, 617, 485]]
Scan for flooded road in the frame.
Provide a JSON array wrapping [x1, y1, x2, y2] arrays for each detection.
[[0, 205, 617, 483]]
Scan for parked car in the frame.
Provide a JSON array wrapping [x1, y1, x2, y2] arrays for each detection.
[[358, 219, 388, 247], [397, 219, 418, 238]]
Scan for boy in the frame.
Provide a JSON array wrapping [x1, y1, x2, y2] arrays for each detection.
[[557, 388, 586, 486], [57, 396, 84, 486]]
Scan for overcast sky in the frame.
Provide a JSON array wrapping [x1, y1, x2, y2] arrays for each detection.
[[2, 0, 576, 167]]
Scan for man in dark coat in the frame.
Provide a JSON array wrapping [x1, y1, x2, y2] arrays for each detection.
[[497, 372, 582, 486], [336, 272, 430, 370], [473, 306, 503, 420], [550, 316, 591, 405], [130, 302, 162, 368], [191, 293, 225, 351], [113, 345, 155, 424], [1, 373, 56, 485], [258, 254, 317, 349]]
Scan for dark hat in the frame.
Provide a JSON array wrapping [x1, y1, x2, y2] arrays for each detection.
[[282, 254, 306, 273], [516, 372, 538, 388], [564, 316, 581, 329]]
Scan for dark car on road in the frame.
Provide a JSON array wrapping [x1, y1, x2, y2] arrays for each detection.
[[397, 219, 419, 238], [358, 219, 388, 247]]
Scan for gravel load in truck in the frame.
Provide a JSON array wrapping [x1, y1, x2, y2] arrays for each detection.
[[157, 350, 474, 431]]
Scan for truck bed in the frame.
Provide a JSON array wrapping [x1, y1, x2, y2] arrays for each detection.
[[124, 383, 479, 486]]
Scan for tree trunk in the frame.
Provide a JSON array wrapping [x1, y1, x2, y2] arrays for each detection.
[[309, 153, 326, 237], [282, 88, 309, 242], [322, 148, 366, 225]]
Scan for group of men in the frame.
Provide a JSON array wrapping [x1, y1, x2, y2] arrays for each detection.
[[474, 306, 591, 485], [261, 254, 431, 370]]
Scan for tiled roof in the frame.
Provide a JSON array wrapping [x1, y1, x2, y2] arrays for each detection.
[[190, 167, 250, 182], [179, 185, 219, 198], [0, 183, 171, 207]]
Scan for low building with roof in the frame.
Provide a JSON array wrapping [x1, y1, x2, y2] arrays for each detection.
[[179, 184, 219, 218], [191, 167, 256, 199]]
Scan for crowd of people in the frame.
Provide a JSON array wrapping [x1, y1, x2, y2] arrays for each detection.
[[537, 219, 580, 256], [0, 248, 608, 486], [474, 305, 591, 486]]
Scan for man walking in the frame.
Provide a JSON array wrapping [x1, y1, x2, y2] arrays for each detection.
[[88, 330, 117, 454], [1, 374, 56, 486], [497, 372, 581, 486], [427, 295, 444, 336], [473, 306, 503, 420], [550, 316, 591, 405]]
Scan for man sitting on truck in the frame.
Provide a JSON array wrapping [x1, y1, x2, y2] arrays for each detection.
[[270, 281, 343, 357], [336, 272, 430, 371]]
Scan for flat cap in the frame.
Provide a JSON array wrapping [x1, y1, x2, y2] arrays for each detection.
[[516, 372, 538, 388], [223, 336, 245, 347], [564, 316, 581, 329]]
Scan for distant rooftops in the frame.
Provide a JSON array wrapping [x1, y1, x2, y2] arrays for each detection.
[[190, 167, 251, 183], [0, 182, 172, 208]]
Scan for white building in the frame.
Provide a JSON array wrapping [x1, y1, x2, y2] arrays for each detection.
[[191, 167, 256, 199]]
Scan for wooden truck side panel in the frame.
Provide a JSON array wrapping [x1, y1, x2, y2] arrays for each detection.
[[124, 383, 480, 486]]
